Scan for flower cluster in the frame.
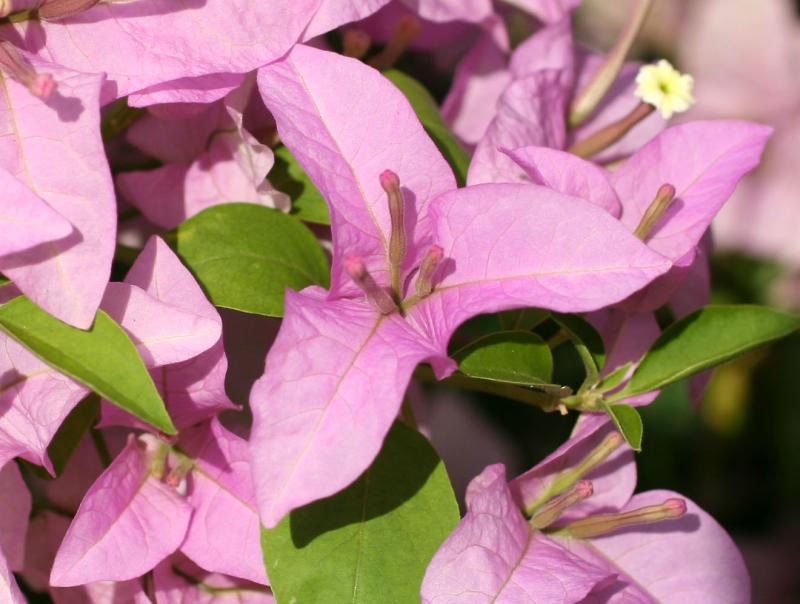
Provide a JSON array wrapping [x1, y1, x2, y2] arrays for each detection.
[[0, 1, 789, 603]]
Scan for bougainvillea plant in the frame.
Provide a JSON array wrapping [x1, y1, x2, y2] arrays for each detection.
[[0, 0, 797, 602]]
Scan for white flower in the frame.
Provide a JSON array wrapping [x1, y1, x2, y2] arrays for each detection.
[[635, 59, 695, 119]]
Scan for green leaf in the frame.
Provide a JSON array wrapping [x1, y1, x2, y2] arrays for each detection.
[[262, 422, 459, 603], [21, 394, 100, 480], [174, 203, 330, 317], [47, 394, 100, 476], [384, 69, 470, 186], [101, 97, 146, 141], [603, 403, 643, 451], [498, 308, 549, 331], [594, 362, 633, 394], [552, 313, 605, 384], [454, 330, 553, 385], [272, 145, 331, 225], [615, 305, 800, 398], [0, 297, 175, 434]]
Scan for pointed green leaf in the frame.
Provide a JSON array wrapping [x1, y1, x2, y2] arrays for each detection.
[[22, 394, 100, 480], [603, 403, 643, 451], [615, 305, 800, 398], [174, 203, 330, 317], [0, 297, 175, 434], [262, 422, 459, 603], [595, 362, 633, 394], [47, 394, 100, 476], [384, 69, 469, 185], [454, 330, 553, 385], [272, 145, 330, 225]]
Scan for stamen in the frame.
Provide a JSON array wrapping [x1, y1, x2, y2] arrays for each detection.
[[634, 183, 677, 241], [525, 432, 624, 515], [345, 255, 398, 315], [415, 245, 444, 298], [0, 42, 55, 99], [368, 14, 422, 71], [567, 102, 654, 158], [380, 170, 407, 299], [558, 498, 686, 539], [568, 0, 653, 127], [39, 0, 101, 20], [342, 29, 371, 60], [530, 480, 593, 529]]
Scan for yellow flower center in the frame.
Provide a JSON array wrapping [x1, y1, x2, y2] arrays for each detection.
[[634, 59, 695, 120]]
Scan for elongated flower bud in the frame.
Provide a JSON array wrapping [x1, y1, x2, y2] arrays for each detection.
[[569, 0, 653, 127], [530, 480, 593, 529], [345, 255, 398, 315], [369, 14, 421, 71], [525, 432, 623, 515], [415, 245, 444, 298], [568, 102, 654, 158], [634, 183, 677, 241], [381, 170, 406, 298], [0, 42, 55, 99], [39, 0, 99, 20], [560, 498, 686, 539], [343, 29, 371, 60]]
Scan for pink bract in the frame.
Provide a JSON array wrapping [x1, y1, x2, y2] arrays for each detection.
[[250, 44, 671, 528]]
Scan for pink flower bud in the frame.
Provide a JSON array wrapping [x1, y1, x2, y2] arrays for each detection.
[[562, 497, 688, 539], [0, 42, 57, 99], [530, 479, 594, 529], [342, 29, 371, 60], [380, 170, 407, 298], [634, 183, 677, 241], [415, 245, 444, 298], [368, 14, 421, 71], [344, 255, 398, 315], [39, 0, 100, 20]]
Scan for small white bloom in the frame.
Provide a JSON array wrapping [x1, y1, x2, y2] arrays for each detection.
[[635, 59, 695, 120]]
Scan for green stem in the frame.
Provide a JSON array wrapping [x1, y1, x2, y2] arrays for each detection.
[[414, 365, 561, 411]]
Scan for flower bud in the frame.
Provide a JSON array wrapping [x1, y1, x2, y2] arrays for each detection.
[[525, 432, 623, 515], [380, 170, 407, 297], [530, 480, 593, 529], [560, 497, 687, 539], [345, 255, 398, 315], [568, 102, 654, 158], [343, 29, 371, 60], [569, 0, 653, 127], [0, 42, 56, 99], [634, 183, 677, 241], [368, 14, 421, 71], [415, 245, 444, 298], [39, 0, 100, 20]]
